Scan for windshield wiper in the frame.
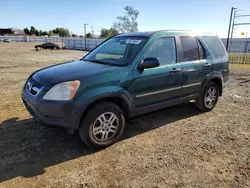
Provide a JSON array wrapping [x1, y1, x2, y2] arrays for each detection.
[[83, 59, 125, 66], [86, 59, 121, 66], [82, 59, 106, 64], [89, 59, 106, 64]]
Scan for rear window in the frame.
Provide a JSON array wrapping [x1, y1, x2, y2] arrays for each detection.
[[202, 36, 226, 58]]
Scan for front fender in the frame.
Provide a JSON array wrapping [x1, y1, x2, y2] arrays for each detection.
[[72, 86, 133, 128]]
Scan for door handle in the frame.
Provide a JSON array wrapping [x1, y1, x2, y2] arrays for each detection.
[[204, 63, 211, 67], [170, 68, 181, 73]]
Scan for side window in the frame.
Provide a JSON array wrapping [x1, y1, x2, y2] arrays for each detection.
[[144, 37, 176, 65], [202, 36, 226, 58], [180, 36, 199, 61]]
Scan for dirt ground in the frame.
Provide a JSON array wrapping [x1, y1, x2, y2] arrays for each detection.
[[0, 42, 249, 188]]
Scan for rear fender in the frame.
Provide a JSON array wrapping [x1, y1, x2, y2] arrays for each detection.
[[201, 71, 223, 96]]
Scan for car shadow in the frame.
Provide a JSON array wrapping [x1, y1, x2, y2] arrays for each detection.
[[0, 102, 201, 183]]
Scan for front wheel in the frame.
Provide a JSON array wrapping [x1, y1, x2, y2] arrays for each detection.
[[78, 102, 125, 149], [196, 81, 219, 112]]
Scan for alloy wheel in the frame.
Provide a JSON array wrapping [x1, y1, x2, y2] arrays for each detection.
[[204, 86, 217, 109], [92, 112, 119, 143]]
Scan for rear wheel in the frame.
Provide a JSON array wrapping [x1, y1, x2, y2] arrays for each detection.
[[78, 102, 125, 149], [196, 81, 219, 112]]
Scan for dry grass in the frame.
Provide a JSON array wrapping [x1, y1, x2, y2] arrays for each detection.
[[229, 53, 250, 64], [0, 42, 250, 188]]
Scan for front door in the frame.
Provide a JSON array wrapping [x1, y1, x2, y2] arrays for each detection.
[[128, 37, 182, 108]]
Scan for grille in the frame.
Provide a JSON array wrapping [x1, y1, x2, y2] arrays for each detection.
[[26, 78, 43, 96], [30, 78, 43, 88]]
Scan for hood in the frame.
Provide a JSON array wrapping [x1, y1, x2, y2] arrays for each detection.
[[32, 60, 118, 88]]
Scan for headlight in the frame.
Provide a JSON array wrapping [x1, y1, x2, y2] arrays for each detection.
[[43, 80, 80, 101]]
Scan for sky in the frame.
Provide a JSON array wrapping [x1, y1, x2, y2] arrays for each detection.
[[1, 0, 250, 37]]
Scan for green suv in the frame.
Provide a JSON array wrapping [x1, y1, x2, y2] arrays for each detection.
[[22, 31, 229, 148]]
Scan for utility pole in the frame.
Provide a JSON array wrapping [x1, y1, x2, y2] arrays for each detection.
[[84, 23, 88, 50], [91, 26, 94, 38], [230, 9, 237, 40], [229, 9, 250, 52], [226, 7, 236, 51], [228, 8, 238, 53]]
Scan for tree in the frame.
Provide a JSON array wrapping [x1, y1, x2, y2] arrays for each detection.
[[41, 31, 48, 36], [49, 30, 54, 36], [86, 32, 93, 38], [72, 34, 78, 37], [100, 28, 119, 38], [109, 28, 119, 36], [30, 26, 37, 34], [100, 28, 109, 38], [113, 6, 139, 33], [23, 26, 70, 37], [52, 27, 70, 37], [35, 30, 39, 36], [23, 27, 30, 35], [38, 30, 42, 36]]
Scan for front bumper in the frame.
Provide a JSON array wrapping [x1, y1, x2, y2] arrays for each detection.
[[21, 89, 82, 129]]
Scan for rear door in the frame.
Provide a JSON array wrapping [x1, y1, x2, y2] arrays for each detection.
[[178, 36, 212, 96], [201, 36, 229, 83]]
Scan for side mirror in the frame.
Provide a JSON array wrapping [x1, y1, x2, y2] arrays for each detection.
[[138, 57, 160, 70]]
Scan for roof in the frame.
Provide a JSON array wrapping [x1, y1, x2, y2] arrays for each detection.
[[116, 31, 155, 37], [116, 30, 217, 38], [8, 28, 23, 31]]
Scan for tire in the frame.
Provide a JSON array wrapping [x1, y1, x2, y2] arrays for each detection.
[[78, 102, 125, 149], [196, 81, 219, 112]]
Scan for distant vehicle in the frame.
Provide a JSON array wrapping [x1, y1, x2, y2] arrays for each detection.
[[22, 30, 229, 149], [3, 39, 10, 43], [35, 43, 60, 50]]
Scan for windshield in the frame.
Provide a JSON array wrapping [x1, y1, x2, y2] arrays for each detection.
[[83, 37, 147, 66]]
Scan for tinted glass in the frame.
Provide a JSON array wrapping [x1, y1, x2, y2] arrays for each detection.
[[202, 36, 226, 58], [84, 37, 147, 66], [180, 36, 199, 61], [144, 37, 176, 65], [198, 40, 205, 59]]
